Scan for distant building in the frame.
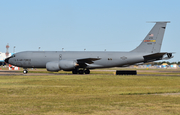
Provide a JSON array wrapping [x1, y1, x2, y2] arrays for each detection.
[[170, 64, 178, 68], [161, 63, 168, 68], [0, 52, 12, 66]]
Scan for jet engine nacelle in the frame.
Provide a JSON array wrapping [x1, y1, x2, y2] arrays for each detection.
[[46, 61, 60, 72], [59, 60, 78, 70], [46, 60, 78, 72]]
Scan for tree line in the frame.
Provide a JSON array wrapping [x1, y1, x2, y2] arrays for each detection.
[[146, 61, 180, 65]]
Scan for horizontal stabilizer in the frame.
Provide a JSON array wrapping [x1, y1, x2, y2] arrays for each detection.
[[143, 52, 173, 62]]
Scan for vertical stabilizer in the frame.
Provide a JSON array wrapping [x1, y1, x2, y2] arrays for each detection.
[[131, 22, 169, 53]]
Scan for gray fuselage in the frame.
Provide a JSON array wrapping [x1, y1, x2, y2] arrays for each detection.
[[8, 51, 145, 69]]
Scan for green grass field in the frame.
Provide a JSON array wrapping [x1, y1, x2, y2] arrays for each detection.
[[0, 70, 180, 114]]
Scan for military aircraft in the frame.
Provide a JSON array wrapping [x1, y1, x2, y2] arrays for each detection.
[[5, 22, 173, 74]]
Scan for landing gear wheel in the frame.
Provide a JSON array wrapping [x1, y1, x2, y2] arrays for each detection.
[[84, 69, 90, 74], [78, 70, 84, 74], [23, 70, 28, 74], [72, 69, 78, 74]]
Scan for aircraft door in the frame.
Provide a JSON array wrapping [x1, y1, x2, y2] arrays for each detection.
[[59, 54, 62, 60]]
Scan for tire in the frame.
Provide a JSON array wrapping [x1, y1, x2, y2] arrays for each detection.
[[23, 70, 28, 74], [78, 70, 84, 74], [72, 69, 78, 74], [84, 69, 90, 74]]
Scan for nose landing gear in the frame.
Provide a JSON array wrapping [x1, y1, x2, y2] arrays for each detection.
[[23, 69, 28, 74]]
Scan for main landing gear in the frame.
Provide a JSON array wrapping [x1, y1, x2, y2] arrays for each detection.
[[72, 68, 90, 74]]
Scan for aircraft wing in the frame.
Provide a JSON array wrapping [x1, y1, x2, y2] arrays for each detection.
[[143, 52, 173, 62], [77, 58, 101, 64]]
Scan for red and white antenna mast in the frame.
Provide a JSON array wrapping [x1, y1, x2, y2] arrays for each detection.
[[6, 43, 9, 58]]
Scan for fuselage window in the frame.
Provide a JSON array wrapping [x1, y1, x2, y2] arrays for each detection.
[[108, 58, 112, 60]]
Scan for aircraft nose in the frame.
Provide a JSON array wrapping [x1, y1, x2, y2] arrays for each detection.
[[4, 57, 11, 64]]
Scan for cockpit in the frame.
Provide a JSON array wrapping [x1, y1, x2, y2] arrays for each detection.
[[12, 54, 16, 57], [4, 54, 15, 64]]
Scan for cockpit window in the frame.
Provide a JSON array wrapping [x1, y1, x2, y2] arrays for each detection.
[[12, 54, 15, 57]]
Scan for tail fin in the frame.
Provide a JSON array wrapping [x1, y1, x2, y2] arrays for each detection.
[[131, 22, 170, 53]]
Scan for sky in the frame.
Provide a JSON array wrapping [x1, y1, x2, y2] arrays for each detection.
[[0, 0, 180, 62]]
